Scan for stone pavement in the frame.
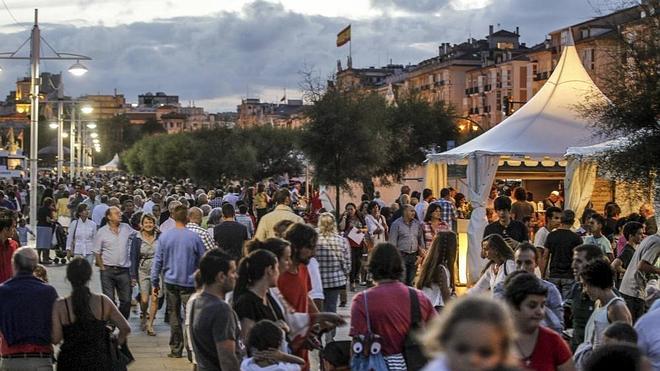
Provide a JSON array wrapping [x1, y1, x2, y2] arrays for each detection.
[[45, 261, 354, 371]]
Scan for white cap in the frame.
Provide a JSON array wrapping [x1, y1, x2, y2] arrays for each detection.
[[550, 191, 560, 196]]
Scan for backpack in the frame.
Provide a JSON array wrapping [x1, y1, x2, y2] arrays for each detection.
[[351, 290, 389, 371]]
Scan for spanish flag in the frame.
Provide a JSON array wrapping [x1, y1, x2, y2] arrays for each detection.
[[336, 25, 351, 47]]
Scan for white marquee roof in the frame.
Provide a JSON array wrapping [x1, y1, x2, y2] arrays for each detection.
[[99, 153, 120, 171], [429, 32, 608, 164]]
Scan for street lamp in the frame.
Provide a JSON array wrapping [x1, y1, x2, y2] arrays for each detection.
[[90, 132, 98, 139], [81, 105, 93, 114], [48, 122, 58, 129], [86, 122, 96, 129], [0, 9, 91, 232], [68, 60, 88, 76]]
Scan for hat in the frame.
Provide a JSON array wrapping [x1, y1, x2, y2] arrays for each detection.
[[550, 191, 560, 196]]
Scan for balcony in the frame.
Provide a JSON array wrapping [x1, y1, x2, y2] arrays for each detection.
[[484, 84, 492, 92], [533, 71, 550, 81], [496, 82, 502, 88], [435, 80, 445, 87]]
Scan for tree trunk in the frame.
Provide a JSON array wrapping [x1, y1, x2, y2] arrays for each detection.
[[336, 184, 341, 220]]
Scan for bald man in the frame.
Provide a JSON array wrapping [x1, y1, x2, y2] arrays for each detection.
[[186, 207, 216, 250], [0, 248, 58, 368]]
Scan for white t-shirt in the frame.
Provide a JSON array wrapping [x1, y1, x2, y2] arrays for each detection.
[[636, 308, 660, 371], [534, 227, 551, 248], [240, 358, 301, 371], [620, 234, 660, 299], [307, 258, 324, 300]]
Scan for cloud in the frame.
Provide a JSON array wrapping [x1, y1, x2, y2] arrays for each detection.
[[0, 0, 604, 112]]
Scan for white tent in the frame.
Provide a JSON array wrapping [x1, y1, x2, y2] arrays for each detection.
[[426, 30, 609, 284], [99, 153, 120, 171]]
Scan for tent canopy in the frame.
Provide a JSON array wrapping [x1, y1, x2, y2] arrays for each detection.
[[99, 153, 120, 171], [428, 31, 608, 164]]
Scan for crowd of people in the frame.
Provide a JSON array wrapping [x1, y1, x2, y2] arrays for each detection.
[[0, 174, 658, 371]]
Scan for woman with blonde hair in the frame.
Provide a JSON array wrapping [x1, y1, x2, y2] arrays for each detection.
[[129, 213, 160, 335], [416, 231, 456, 311], [315, 212, 350, 341], [422, 295, 516, 371]]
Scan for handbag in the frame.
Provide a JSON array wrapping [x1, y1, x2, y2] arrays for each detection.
[[351, 290, 389, 371], [107, 328, 134, 371], [403, 288, 428, 371]]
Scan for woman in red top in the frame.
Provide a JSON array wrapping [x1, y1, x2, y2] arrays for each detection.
[[349, 242, 435, 370], [504, 272, 575, 371]]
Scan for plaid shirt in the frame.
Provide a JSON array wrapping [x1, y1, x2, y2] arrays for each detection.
[[186, 223, 216, 250], [434, 199, 457, 225], [235, 214, 254, 239], [315, 232, 351, 289], [208, 197, 223, 209]]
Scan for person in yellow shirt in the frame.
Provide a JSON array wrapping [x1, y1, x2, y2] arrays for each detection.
[[254, 188, 303, 241], [55, 191, 71, 228]]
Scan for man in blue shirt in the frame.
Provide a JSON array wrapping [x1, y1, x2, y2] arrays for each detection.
[[152, 204, 206, 359], [0, 247, 58, 369]]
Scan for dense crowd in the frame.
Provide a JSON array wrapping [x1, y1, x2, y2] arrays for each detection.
[[0, 173, 658, 371]]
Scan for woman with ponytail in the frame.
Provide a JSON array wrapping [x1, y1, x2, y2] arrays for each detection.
[[51, 257, 131, 370], [233, 249, 287, 342]]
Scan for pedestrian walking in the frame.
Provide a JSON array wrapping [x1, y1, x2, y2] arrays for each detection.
[[129, 213, 160, 336], [389, 204, 425, 286], [51, 257, 131, 370], [0, 247, 58, 370], [151, 204, 206, 359], [66, 203, 97, 265]]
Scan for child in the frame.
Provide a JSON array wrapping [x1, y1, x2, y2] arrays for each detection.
[[33, 264, 48, 282], [16, 218, 34, 247], [241, 320, 304, 371]]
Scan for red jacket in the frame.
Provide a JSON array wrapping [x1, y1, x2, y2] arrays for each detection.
[[0, 239, 18, 283]]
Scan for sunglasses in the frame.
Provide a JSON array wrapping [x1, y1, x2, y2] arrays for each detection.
[[450, 343, 497, 358]]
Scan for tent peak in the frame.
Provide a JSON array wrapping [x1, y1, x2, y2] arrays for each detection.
[[564, 27, 575, 46]]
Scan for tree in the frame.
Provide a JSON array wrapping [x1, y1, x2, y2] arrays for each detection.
[[299, 88, 390, 215], [379, 92, 457, 181], [142, 118, 166, 135], [581, 1, 660, 205]]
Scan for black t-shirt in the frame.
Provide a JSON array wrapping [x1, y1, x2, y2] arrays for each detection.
[[213, 221, 248, 261], [619, 244, 635, 269], [233, 290, 285, 324], [544, 228, 583, 279], [483, 220, 529, 242]]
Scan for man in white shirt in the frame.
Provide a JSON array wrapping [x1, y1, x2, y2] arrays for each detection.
[[534, 206, 562, 248], [91, 195, 110, 226], [620, 233, 660, 322], [143, 192, 162, 215], [415, 188, 433, 222], [222, 186, 240, 208], [160, 200, 182, 234]]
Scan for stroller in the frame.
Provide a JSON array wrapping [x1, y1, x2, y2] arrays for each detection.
[[51, 222, 69, 265]]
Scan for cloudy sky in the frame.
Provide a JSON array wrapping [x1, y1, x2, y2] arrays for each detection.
[[0, 0, 629, 112]]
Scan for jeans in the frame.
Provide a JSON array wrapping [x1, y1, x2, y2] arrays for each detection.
[[400, 252, 418, 286], [323, 287, 343, 342], [622, 293, 646, 323], [0, 357, 52, 371], [548, 277, 575, 300], [100, 266, 132, 319], [165, 283, 194, 356]]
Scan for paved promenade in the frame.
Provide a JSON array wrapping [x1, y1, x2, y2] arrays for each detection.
[[46, 261, 353, 370]]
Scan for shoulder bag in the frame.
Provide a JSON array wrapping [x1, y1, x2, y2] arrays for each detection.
[[403, 288, 428, 371]]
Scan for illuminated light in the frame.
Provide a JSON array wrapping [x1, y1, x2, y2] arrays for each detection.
[[62, 133, 69, 138], [81, 105, 93, 114], [68, 61, 88, 77], [49, 122, 59, 129], [92, 139, 100, 144], [95, 147, 101, 153], [86, 123, 97, 129], [457, 219, 469, 285], [458, 124, 466, 131], [471, 125, 479, 132], [89, 132, 98, 139]]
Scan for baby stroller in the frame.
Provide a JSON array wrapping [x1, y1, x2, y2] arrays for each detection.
[[51, 222, 69, 265]]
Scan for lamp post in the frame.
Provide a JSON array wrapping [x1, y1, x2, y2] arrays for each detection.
[[0, 9, 91, 232]]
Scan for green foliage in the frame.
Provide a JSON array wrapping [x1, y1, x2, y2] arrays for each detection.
[[123, 126, 303, 184], [380, 93, 457, 180], [581, 2, 660, 182], [299, 90, 390, 192]]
